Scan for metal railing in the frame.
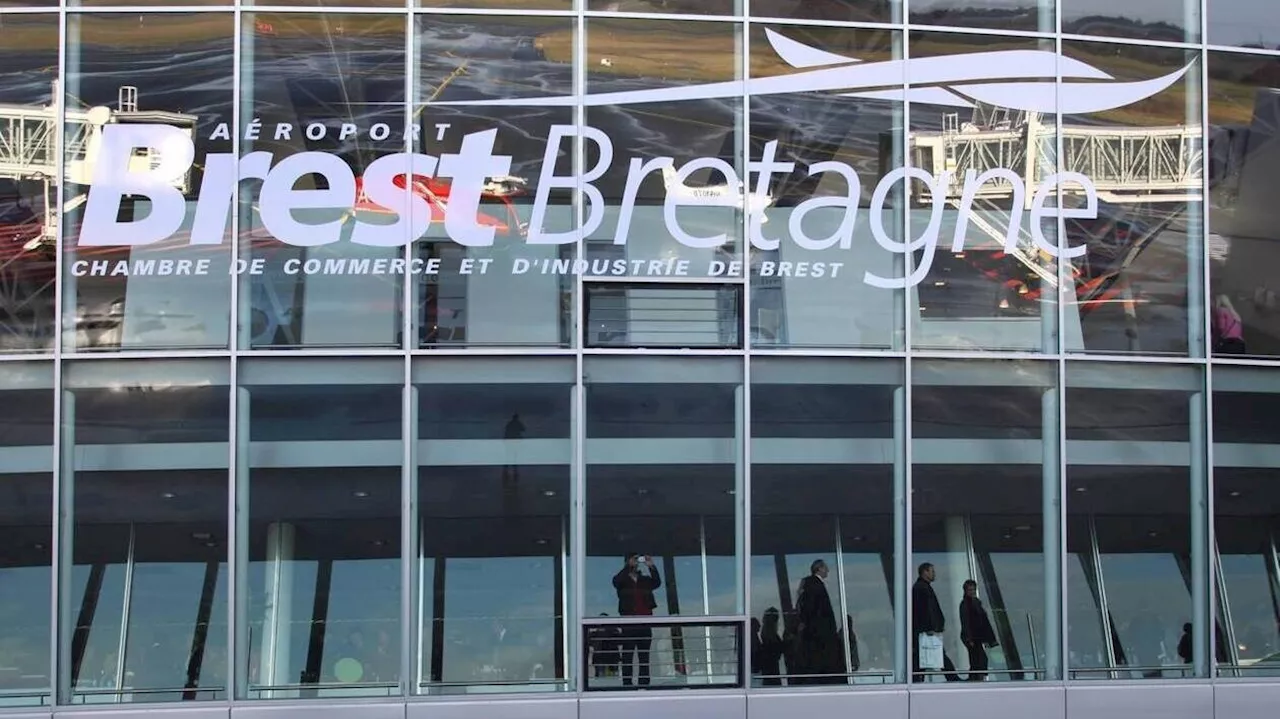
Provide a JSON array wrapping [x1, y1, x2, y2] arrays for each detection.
[[583, 617, 744, 692]]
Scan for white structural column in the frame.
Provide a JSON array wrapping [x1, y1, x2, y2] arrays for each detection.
[[942, 516, 970, 675], [259, 522, 297, 699], [893, 385, 907, 683], [1191, 392, 1208, 676], [1042, 386, 1062, 680]]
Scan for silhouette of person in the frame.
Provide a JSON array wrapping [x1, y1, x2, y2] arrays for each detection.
[[960, 579, 998, 682], [913, 562, 959, 682], [758, 607, 785, 686], [796, 559, 844, 684], [612, 553, 661, 686]]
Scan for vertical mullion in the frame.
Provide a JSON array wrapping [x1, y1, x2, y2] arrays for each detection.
[[1199, 0, 1218, 680], [739, 0, 752, 683], [226, 0, 243, 702], [572, 0, 587, 696], [900, 0, 913, 687], [51, 5, 67, 706], [401, 3, 416, 699]]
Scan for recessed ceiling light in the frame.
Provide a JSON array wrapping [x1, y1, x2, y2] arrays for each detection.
[[542, 490, 557, 497], [1074, 487, 1087, 493], [161, 492, 176, 499], [1229, 491, 1241, 498], [535, 538, 549, 545], [353, 491, 369, 498]]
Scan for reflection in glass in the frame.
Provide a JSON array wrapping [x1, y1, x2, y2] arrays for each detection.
[[0, 14, 57, 353], [1062, 0, 1201, 43], [0, 363, 53, 706], [421, 1, 571, 8], [62, 14, 234, 352], [239, 14, 406, 349], [1211, 367, 1280, 676], [750, 358, 900, 686], [239, 359, 401, 699], [63, 360, 229, 704], [908, 0, 1053, 32], [584, 19, 744, 280], [414, 15, 574, 348], [1060, 41, 1204, 357], [584, 357, 743, 687], [748, 25, 903, 349], [1208, 0, 1280, 49], [413, 358, 573, 693], [912, 360, 1059, 683], [1207, 52, 1280, 358], [585, 0, 738, 14], [584, 282, 741, 349], [1065, 362, 1205, 679], [750, 0, 896, 23], [908, 33, 1059, 352]]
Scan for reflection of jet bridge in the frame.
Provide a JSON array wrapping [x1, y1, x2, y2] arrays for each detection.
[[908, 106, 1202, 293], [0, 83, 199, 247]]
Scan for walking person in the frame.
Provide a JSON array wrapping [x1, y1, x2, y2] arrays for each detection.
[[960, 580, 998, 682], [912, 562, 960, 682]]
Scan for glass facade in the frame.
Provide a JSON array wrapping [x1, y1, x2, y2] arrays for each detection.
[[0, 0, 1277, 712]]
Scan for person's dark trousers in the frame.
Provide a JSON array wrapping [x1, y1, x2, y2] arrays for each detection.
[[966, 643, 989, 682], [912, 635, 960, 682], [618, 625, 654, 686]]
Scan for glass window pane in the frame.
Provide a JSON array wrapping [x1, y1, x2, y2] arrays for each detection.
[[750, 357, 901, 686], [1062, 0, 1201, 43], [585, 0, 738, 14], [413, 14, 574, 348], [748, 24, 904, 350], [912, 360, 1060, 683], [908, 1, 1054, 32], [420, 1, 571, 8], [1212, 367, 1280, 676], [1065, 362, 1204, 679], [907, 32, 1060, 353], [750, 0, 896, 23], [239, 14, 406, 349], [584, 18, 744, 281], [0, 14, 57, 353], [1207, 52, 1280, 359], [63, 360, 230, 704], [1060, 41, 1204, 357], [63, 14, 234, 352], [239, 359, 402, 699], [1208, 1, 1280, 49], [584, 357, 743, 687], [0, 363, 53, 706], [413, 358, 573, 694]]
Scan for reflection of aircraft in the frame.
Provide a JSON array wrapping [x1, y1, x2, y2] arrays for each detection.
[[660, 164, 775, 223], [439, 28, 1195, 115], [243, 172, 533, 237], [350, 173, 529, 235]]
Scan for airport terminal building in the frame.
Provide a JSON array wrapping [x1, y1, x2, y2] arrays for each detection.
[[1, 2, 1280, 719]]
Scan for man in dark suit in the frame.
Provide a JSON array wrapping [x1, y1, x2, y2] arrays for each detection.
[[612, 553, 661, 686], [912, 562, 959, 682], [960, 579, 998, 681], [796, 559, 845, 684]]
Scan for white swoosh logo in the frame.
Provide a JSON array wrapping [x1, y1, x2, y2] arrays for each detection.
[[431, 27, 1193, 114]]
